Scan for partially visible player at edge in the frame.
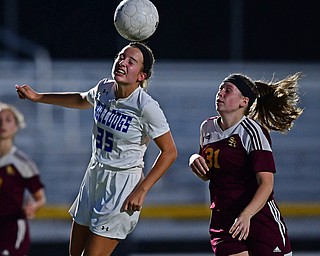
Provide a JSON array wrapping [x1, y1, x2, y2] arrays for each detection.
[[189, 73, 303, 256], [0, 102, 46, 256], [16, 42, 177, 256]]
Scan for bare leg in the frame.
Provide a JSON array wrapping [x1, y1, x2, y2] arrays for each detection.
[[69, 221, 90, 256], [83, 233, 119, 256]]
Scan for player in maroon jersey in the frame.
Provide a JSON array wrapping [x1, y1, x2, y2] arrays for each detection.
[[0, 102, 46, 256], [189, 73, 303, 256]]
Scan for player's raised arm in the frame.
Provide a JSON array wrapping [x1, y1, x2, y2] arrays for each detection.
[[15, 84, 92, 109]]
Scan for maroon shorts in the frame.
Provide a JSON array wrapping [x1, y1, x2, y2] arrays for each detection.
[[0, 218, 30, 256], [210, 200, 292, 256]]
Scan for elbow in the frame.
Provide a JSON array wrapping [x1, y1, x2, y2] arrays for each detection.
[[165, 145, 178, 166], [41, 196, 47, 208], [171, 145, 178, 162], [36, 190, 47, 209], [266, 185, 274, 197]]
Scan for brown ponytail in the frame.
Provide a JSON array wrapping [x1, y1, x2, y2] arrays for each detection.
[[249, 72, 303, 133]]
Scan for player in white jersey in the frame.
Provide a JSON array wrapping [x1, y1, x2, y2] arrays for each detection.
[[15, 42, 177, 256], [189, 73, 303, 256]]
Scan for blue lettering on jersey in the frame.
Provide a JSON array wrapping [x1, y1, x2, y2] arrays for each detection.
[[95, 101, 132, 133]]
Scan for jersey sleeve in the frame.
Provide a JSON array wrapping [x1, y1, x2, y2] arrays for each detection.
[[247, 125, 276, 174], [141, 101, 170, 139], [25, 175, 44, 194], [83, 79, 114, 106], [248, 150, 276, 174], [83, 84, 98, 105], [13, 149, 45, 193]]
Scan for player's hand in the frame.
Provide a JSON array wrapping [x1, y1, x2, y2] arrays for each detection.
[[121, 174, 146, 213], [189, 154, 209, 181], [15, 84, 40, 101], [23, 201, 37, 220], [121, 187, 146, 213], [229, 212, 251, 241]]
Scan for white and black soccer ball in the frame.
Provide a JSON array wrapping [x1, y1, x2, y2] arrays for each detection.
[[114, 0, 159, 41]]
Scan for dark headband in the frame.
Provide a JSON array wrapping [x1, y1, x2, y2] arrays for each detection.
[[130, 42, 153, 74], [223, 75, 256, 107]]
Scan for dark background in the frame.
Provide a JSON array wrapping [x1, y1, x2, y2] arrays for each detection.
[[1, 0, 320, 61]]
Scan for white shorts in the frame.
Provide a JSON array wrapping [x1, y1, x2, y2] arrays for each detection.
[[69, 160, 143, 239]]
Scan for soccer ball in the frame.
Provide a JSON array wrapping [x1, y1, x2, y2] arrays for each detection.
[[114, 0, 159, 41]]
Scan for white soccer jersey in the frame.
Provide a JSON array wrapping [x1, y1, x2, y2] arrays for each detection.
[[84, 78, 170, 170]]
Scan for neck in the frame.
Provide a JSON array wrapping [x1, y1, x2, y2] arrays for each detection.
[[0, 139, 13, 157], [219, 113, 244, 130], [115, 83, 139, 99]]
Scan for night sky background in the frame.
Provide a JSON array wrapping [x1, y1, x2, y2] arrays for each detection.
[[1, 0, 320, 61]]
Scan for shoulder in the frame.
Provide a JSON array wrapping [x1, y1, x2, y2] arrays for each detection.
[[85, 78, 115, 103], [136, 89, 169, 127], [96, 78, 116, 91], [207, 116, 219, 122], [135, 88, 158, 110], [88, 78, 115, 93], [12, 148, 40, 178], [239, 117, 272, 149], [240, 118, 270, 137], [200, 116, 219, 130], [98, 78, 115, 86]]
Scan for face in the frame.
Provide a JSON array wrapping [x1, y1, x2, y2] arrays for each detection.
[[0, 109, 18, 141], [112, 46, 147, 85], [215, 82, 248, 114]]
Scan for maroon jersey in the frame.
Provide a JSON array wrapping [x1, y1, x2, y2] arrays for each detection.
[[200, 116, 292, 255], [0, 146, 44, 256], [200, 116, 275, 211], [0, 146, 44, 219]]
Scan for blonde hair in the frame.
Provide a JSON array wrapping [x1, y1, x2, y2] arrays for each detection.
[[224, 73, 303, 133], [0, 102, 26, 129]]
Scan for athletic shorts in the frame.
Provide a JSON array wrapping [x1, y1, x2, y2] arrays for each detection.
[[69, 160, 143, 240], [0, 218, 30, 256], [210, 200, 292, 256]]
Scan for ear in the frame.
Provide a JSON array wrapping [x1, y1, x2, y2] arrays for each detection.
[[240, 96, 249, 108], [137, 71, 147, 82]]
